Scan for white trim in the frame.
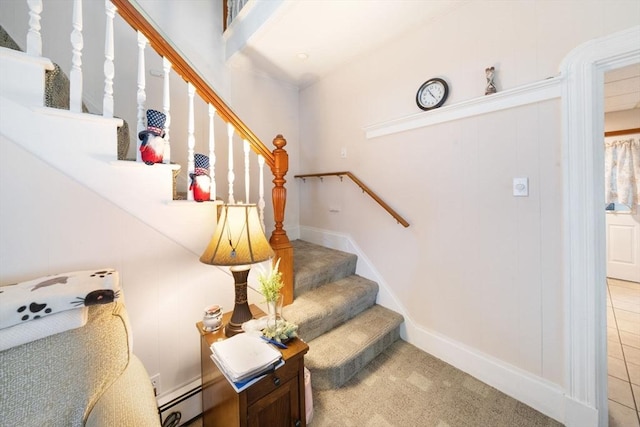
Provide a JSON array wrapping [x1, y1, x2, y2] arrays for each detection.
[[406, 321, 568, 424], [224, 0, 285, 60], [363, 77, 561, 139], [560, 24, 640, 427], [35, 105, 123, 126], [0, 46, 54, 70], [298, 226, 567, 424]]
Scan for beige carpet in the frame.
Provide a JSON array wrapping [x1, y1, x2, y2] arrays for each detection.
[[184, 339, 563, 427]]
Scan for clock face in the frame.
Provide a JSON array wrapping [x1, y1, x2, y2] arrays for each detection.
[[416, 78, 449, 110]]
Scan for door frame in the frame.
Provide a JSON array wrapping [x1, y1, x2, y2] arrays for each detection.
[[561, 24, 640, 426]]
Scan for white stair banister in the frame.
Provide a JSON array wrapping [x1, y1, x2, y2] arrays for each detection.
[[136, 31, 147, 162], [187, 82, 196, 201], [208, 104, 216, 201], [103, 0, 116, 118], [243, 139, 250, 203], [162, 57, 172, 164], [258, 155, 266, 230], [227, 123, 236, 204], [69, 0, 84, 113], [26, 0, 42, 57]]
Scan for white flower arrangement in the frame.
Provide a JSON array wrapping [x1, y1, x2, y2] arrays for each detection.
[[257, 258, 283, 303]]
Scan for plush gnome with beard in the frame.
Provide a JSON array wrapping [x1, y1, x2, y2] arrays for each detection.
[[189, 153, 212, 202], [139, 109, 166, 165]]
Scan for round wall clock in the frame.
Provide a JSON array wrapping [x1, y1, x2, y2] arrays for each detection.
[[416, 78, 449, 110]]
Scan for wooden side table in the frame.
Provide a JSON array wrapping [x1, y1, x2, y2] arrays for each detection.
[[196, 305, 309, 427]]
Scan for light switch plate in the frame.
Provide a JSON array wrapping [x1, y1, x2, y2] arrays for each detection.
[[513, 177, 529, 197]]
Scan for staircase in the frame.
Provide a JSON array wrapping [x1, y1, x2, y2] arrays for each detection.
[[285, 240, 404, 390]]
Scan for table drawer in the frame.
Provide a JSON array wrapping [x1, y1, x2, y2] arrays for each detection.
[[246, 358, 299, 405]]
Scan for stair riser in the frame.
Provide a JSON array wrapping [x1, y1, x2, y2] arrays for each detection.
[[309, 326, 401, 390], [284, 278, 378, 342], [294, 256, 357, 296], [0, 48, 52, 107]]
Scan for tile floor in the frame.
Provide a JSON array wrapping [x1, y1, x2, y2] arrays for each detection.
[[607, 278, 640, 427]]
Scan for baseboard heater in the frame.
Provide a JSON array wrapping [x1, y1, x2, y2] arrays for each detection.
[[158, 382, 202, 427]]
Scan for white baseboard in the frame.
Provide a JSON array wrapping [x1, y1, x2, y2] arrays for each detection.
[[298, 226, 582, 426]]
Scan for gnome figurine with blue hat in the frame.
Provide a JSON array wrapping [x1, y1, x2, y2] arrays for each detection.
[[139, 109, 166, 165], [190, 153, 211, 202]]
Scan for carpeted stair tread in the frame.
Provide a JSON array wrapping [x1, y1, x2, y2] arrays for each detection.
[[282, 275, 378, 342], [305, 304, 403, 390], [292, 240, 357, 296]]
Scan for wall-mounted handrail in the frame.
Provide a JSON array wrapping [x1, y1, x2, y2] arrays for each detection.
[[295, 171, 410, 228], [111, 0, 275, 167]]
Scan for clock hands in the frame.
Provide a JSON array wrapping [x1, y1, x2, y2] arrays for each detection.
[[426, 87, 438, 100], [421, 87, 438, 103]]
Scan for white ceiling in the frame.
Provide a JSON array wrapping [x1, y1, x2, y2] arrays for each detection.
[[604, 63, 640, 113], [235, 0, 639, 112], [236, 0, 464, 88]]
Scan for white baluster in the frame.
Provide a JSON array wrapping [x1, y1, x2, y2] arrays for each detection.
[[258, 155, 266, 230], [102, 0, 116, 118], [243, 140, 250, 203], [227, 123, 236, 204], [162, 57, 172, 164], [208, 104, 216, 201], [136, 31, 147, 162], [69, 0, 83, 113], [187, 83, 196, 201], [26, 0, 42, 56]]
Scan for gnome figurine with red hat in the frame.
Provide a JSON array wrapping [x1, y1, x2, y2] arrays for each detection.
[[139, 109, 166, 165], [190, 153, 211, 202]]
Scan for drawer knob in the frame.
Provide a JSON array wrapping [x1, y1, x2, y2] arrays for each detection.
[[273, 376, 281, 386], [294, 420, 301, 427]]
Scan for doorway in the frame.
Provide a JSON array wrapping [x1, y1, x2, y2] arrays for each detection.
[[603, 66, 640, 425], [562, 24, 640, 427]]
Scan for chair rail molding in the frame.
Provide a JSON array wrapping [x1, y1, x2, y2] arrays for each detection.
[[363, 77, 562, 139], [561, 24, 640, 427]]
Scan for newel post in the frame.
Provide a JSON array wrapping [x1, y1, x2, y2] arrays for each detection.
[[269, 135, 294, 305]]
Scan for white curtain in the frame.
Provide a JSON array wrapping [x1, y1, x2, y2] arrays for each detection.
[[227, 0, 250, 28], [604, 136, 640, 209]]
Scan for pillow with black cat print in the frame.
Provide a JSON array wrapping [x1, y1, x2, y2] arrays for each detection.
[[0, 269, 120, 329]]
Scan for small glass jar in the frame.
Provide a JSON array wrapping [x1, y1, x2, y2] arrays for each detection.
[[202, 304, 222, 332]]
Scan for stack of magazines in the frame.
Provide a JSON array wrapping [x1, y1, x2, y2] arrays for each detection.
[[210, 333, 283, 392]]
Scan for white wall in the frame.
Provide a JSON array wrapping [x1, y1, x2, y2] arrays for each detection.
[[0, 134, 239, 397], [297, 0, 640, 411], [606, 109, 640, 132]]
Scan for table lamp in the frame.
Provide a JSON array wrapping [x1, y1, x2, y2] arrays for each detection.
[[200, 204, 275, 337]]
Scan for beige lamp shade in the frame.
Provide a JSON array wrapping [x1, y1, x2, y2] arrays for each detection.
[[200, 204, 274, 266]]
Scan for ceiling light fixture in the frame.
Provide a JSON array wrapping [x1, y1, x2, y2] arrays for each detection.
[[296, 53, 309, 60]]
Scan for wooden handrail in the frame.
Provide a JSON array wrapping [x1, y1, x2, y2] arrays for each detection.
[[295, 172, 410, 228], [111, 0, 275, 167]]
